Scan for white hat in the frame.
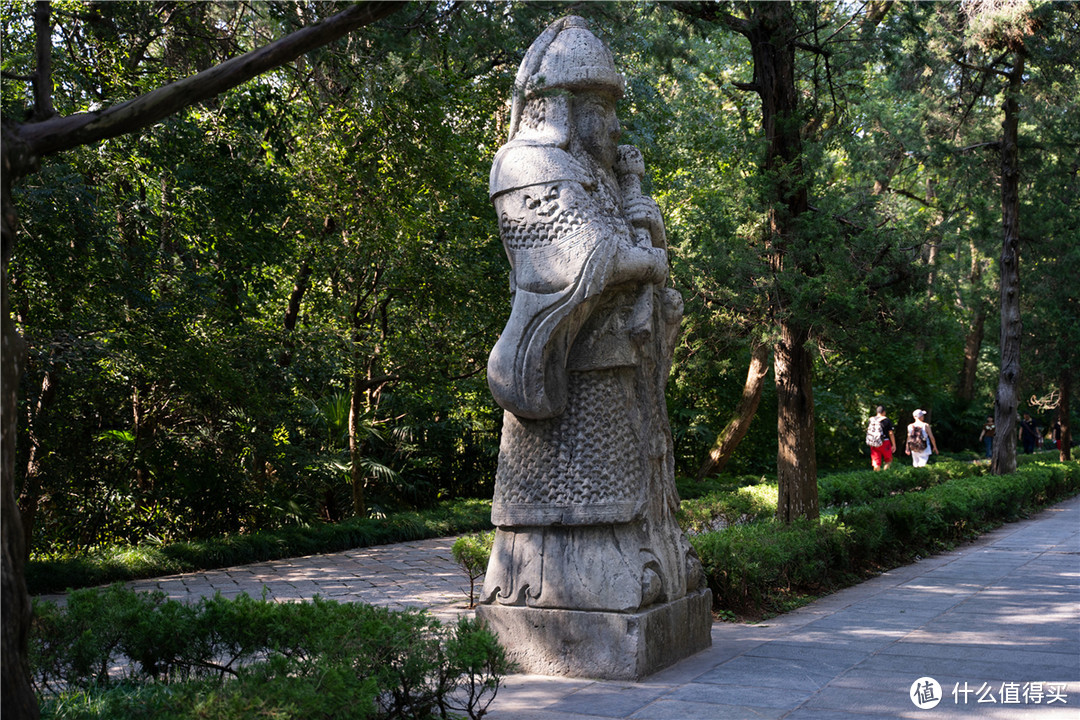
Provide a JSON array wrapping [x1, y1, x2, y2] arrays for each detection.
[[913, 409, 926, 419]]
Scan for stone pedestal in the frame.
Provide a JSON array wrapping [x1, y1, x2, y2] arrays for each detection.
[[476, 588, 713, 680]]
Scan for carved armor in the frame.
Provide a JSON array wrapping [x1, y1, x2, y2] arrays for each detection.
[[482, 16, 702, 613]]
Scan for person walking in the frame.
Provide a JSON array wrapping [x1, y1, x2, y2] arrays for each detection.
[[1019, 413, 1039, 454], [865, 405, 897, 471], [905, 409, 938, 468], [978, 416, 995, 459]]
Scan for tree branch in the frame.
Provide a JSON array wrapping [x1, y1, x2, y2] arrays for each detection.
[[952, 50, 1014, 79], [887, 186, 934, 207], [794, 41, 829, 56], [732, 80, 761, 93], [13, 1, 405, 158], [956, 140, 1001, 153], [671, 1, 753, 37]]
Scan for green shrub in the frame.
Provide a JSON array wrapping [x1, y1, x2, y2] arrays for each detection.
[[691, 519, 856, 615], [33, 587, 512, 720], [675, 474, 767, 500], [452, 531, 495, 609], [817, 461, 986, 508], [694, 460, 1080, 617], [678, 482, 777, 533]]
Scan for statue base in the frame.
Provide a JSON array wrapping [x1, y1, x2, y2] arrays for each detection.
[[476, 588, 712, 680]]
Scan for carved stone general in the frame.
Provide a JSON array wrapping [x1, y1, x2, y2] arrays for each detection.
[[477, 15, 712, 680]]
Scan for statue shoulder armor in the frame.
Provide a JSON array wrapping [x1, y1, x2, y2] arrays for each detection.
[[489, 143, 591, 199]]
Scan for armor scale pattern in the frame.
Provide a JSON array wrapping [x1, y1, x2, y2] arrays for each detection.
[[494, 368, 643, 523], [498, 184, 591, 252]]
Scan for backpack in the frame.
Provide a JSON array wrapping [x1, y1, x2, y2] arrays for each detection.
[[865, 417, 885, 447], [908, 424, 927, 452]]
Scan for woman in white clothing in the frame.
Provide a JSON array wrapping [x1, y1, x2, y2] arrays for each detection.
[[905, 409, 939, 467]]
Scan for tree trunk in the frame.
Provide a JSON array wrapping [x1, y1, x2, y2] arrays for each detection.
[[746, 1, 819, 521], [956, 236, 986, 406], [18, 365, 58, 555], [278, 258, 313, 367], [348, 366, 367, 518], [697, 339, 770, 478], [956, 303, 986, 405], [280, 216, 336, 366], [674, 0, 817, 521], [1059, 369, 1072, 462], [991, 51, 1025, 476], [775, 321, 819, 522], [348, 285, 368, 518], [2, 122, 39, 720]]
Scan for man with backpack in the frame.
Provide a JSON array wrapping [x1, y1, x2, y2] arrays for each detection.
[[865, 406, 897, 471]]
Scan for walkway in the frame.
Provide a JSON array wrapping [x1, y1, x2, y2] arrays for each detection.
[[37, 495, 1080, 717], [486, 494, 1080, 719], [38, 536, 475, 622]]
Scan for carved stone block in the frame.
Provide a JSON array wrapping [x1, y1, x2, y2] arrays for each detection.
[[477, 588, 713, 680]]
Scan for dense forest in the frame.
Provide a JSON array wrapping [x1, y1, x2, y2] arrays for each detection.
[[3, 0, 1077, 558]]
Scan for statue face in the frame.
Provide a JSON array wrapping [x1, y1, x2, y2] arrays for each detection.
[[573, 92, 620, 169]]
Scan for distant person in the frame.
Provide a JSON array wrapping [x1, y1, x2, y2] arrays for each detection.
[[905, 409, 938, 467], [865, 405, 897, 471], [978, 416, 995, 459], [1019, 414, 1039, 454], [1051, 419, 1063, 451]]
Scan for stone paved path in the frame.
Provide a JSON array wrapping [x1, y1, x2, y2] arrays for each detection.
[[36, 495, 1080, 718], [37, 536, 476, 622], [485, 494, 1080, 719]]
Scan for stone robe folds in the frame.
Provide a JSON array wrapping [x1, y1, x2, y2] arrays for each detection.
[[482, 140, 695, 612]]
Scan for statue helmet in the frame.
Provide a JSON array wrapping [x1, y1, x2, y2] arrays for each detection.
[[508, 16, 625, 140]]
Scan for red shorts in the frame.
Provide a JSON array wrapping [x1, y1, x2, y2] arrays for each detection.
[[871, 441, 893, 468]]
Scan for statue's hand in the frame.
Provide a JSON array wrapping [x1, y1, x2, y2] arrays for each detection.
[[624, 196, 666, 248], [613, 244, 668, 286]]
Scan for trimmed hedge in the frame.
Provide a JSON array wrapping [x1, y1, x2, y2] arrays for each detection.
[[28, 499, 494, 595], [32, 586, 512, 720], [677, 461, 991, 536], [817, 461, 987, 507], [678, 483, 777, 533], [692, 460, 1080, 617]]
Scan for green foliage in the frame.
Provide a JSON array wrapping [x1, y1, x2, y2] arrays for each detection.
[[32, 587, 512, 720], [8, 2, 514, 559], [693, 460, 1080, 616], [692, 518, 857, 615], [816, 462, 985, 507], [4, 1, 1078, 561], [451, 531, 495, 609], [678, 482, 777, 534]]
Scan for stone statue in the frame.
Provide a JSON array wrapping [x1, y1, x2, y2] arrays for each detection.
[[478, 15, 712, 680]]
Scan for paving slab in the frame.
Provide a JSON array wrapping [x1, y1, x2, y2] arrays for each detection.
[[34, 493, 1080, 717], [35, 536, 478, 622], [483, 493, 1080, 718]]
